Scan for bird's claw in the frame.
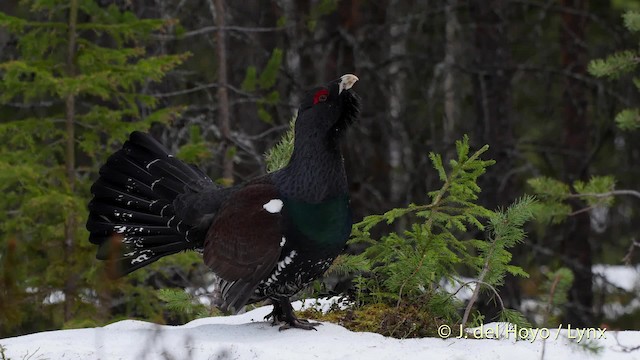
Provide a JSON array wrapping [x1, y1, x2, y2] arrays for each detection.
[[278, 319, 322, 331]]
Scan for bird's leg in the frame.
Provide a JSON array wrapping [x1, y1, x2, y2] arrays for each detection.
[[264, 300, 285, 325], [275, 297, 322, 331]]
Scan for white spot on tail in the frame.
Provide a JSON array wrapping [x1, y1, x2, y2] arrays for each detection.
[[131, 252, 151, 264], [146, 159, 160, 170], [160, 204, 169, 217], [262, 199, 283, 213], [280, 237, 286, 247]]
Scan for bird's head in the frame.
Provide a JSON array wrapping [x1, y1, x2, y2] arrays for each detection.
[[294, 74, 360, 143]]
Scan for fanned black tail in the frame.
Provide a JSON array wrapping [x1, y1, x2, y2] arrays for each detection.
[[86, 131, 214, 277]]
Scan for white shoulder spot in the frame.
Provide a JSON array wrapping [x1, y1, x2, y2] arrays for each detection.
[[280, 236, 286, 247], [262, 199, 283, 214]]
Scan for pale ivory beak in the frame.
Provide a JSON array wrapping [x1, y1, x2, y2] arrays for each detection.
[[339, 74, 359, 94]]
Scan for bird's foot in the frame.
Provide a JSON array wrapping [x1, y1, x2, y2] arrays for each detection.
[[267, 297, 321, 330], [278, 318, 322, 331], [264, 304, 285, 325]]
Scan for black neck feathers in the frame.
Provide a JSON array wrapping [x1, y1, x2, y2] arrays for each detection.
[[275, 133, 347, 203], [273, 77, 360, 203]]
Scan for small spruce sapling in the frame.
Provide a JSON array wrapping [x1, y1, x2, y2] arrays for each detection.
[[323, 136, 536, 335]]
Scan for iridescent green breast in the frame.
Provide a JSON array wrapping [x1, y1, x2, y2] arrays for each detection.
[[283, 195, 351, 249]]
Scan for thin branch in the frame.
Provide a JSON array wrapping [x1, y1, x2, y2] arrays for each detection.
[[152, 82, 254, 98], [541, 271, 563, 360], [569, 190, 640, 201], [622, 239, 640, 265], [449, 280, 506, 313], [152, 25, 293, 40], [241, 124, 289, 140], [5, 100, 59, 108], [461, 251, 493, 328], [568, 204, 597, 217], [612, 332, 640, 353]]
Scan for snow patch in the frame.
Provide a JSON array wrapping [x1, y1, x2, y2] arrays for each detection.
[[593, 264, 640, 292], [1, 302, 636, 360]]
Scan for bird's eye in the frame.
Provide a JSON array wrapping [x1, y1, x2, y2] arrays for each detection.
[[313, 89, 329, 105]]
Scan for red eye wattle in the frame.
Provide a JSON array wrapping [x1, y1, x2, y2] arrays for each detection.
[[313, 89, 329, 104]]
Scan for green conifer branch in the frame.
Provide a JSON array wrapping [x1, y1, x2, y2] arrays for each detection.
[[461, 196, 535, 329], [265, 116, 296, 172]]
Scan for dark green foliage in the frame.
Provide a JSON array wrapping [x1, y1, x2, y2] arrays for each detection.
[[623, 10, 640, 31], [527, 176, 615, 224], [499, 308, 531, 328], [484, 196, 536, 286], [541, 267, 575, 326], [345, 137, 495, 309], [0, 0, 187, 336], [241, 48, 283, 124], [176, 126, 213, 164], [157, 289, 210, 321], [588, 50, 638, 79], [463, 196, 535, 329], [259, 49, 283, 90], [588, 10, 640, 131], [264, 116, 296, 172], [307, 0, 339, 31]]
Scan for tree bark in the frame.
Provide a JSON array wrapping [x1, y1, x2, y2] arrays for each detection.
[[387, 0, 411, 211], [63, 0, 79, 322], [212, 0, 234, 184], [279, 0, 303, 106], [560, 0, 593, 327], [443, 0, 460, 144]]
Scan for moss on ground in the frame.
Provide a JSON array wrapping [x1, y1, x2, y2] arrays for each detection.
[[296, 302, 451, 339]]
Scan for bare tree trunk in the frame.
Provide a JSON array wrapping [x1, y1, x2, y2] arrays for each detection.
[[63, 0, 79, 322], [443, 0, 460, 144], [279, 0, 302, 106], [387, 0, 411, 211], [560, 0, 593, 327], [212, 0, 234, 184]]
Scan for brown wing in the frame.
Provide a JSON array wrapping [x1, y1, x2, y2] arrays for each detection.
[[203, 182, 283, 312]]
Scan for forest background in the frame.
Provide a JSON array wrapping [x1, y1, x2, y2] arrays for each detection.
[[1, 0, 639, 338]]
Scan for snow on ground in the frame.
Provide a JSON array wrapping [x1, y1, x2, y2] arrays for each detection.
[[593, 264, 640, 320], [593, 264, 640, 292], [2, 298, 640, 360]]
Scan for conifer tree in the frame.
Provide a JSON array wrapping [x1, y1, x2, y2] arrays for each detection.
[[524, 10, 640, 325], [0, 0, 188, 335], [527, 10, 640, 233], [588, 11, 640, 131]]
